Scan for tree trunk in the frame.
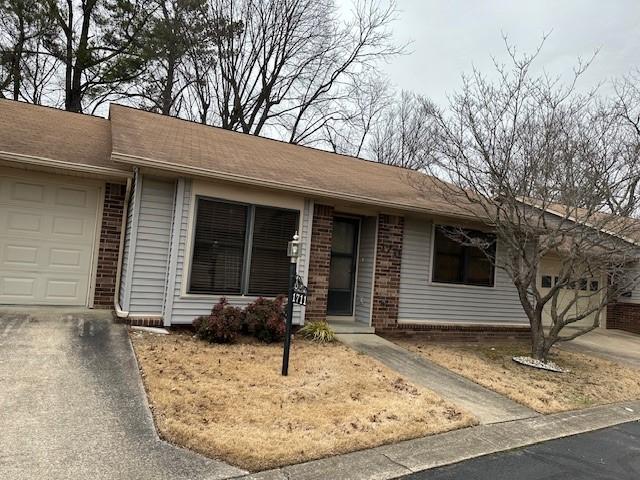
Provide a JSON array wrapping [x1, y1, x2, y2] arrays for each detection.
[[161, 58, 175, 116], [12, 14, 25, 100], [529, 309, 547, 361]]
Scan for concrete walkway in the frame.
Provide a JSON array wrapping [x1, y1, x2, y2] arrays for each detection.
[[337, 333, 536, 425], [559, 328, 640, 368], [0, 307, 244, 480]]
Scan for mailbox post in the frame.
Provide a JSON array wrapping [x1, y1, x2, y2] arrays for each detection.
[[282, 232, 300, 376]]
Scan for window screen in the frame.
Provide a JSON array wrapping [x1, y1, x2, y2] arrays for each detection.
[[189, 198, 247, 294], [248, 206, 298, 296], [432, 226, 496, 287]]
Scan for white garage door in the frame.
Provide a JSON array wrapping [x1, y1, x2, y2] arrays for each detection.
[[0, 168, 101, 305]]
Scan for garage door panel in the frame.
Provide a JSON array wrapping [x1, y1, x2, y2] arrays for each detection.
[[5, 211, 41, 233], [0, 168, 100, 306], [4, 245, 39, 266], [2, 240, 92, 272], [0, 273, 89, 304], [11, 181, 45, 202], [49, 248, 83, 268], [45, 279, 80, 300], [1, 277, 36, 298]]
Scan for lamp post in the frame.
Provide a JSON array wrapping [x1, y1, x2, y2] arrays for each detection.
[[282, 232, 300, 376]]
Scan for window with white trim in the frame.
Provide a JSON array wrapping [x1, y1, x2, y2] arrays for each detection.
[[189, 197, 299, 296]]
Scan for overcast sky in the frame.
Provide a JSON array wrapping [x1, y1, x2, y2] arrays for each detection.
[[370, 0, 640, 106]]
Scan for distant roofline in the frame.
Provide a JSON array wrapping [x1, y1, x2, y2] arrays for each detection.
[[0, 97, 109, 123]]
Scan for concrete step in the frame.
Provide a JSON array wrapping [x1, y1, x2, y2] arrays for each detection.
[[327, 320, 375, 334]]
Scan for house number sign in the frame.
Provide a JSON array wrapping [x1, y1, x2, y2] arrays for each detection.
[[292, 275, 308, 306]]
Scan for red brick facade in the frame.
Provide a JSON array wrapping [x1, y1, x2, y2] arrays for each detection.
[[93, 182, 126, 308], [371, 214, 404, 330], [381, 323, 531, 340], [113, 316, 163, 327], [606, 302, 640, 335], [305, 204, 334, 322]]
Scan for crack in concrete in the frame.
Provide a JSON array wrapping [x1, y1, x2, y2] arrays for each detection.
[[380, 452, 414, 474]]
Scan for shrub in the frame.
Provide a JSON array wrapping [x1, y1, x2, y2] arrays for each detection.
[[193, 297, 244, 344], [298, 321, 336, 343], [245, 296, 286, 343]]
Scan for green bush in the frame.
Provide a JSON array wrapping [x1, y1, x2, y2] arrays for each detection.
[[245, 296, 286, 343], [298, 321, 336, 343], [193, 297, 244, 343]]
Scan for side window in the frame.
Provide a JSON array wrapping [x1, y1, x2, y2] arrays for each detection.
[[432, 226, 496, 287]]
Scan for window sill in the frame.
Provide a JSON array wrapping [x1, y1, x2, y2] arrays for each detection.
[[180, 293, 278, 300]]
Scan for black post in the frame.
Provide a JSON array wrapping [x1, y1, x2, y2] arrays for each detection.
[[281, 260, 296, 376]]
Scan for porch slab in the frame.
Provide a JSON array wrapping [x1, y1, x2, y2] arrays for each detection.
[[336, 333, 537, 424], [327, 319, 375, 334]]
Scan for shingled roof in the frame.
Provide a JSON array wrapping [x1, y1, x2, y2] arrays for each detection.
[[109, 104, 480, 218], [0, 99, 128, 177]]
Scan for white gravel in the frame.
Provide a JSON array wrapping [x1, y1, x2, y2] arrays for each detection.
[[512, 356, 569, 373]]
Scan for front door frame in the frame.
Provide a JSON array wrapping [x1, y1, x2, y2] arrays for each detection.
[[327, 215, 361, 318]]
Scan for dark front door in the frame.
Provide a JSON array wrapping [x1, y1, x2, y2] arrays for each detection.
[[327, 217, 359, 316]]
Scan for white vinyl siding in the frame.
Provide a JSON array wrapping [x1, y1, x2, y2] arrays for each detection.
[[118, 173, 136, 307], [398, 216, 528, 325], [128, 177, 175, 314], [354, 216, 376, 325], [167, 179, 312, 325]]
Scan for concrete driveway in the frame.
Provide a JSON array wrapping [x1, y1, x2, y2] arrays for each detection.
[[560, 327, 640, 368], [0, 308, 244, 480]]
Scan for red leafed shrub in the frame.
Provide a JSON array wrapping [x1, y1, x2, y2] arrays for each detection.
[[193, 297, 244, 344], [245, 296, 286, 343]]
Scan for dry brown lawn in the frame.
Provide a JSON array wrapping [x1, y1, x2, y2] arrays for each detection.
[[130, 331, 476, 471], [392, 337, 640, 414]]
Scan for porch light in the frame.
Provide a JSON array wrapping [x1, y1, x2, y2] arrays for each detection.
[[287, 232, 300, 262]]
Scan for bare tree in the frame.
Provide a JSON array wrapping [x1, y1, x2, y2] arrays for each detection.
[[200, 0, 400, 144], [321, 75, 391, 156], [368, 90, 435, 168], [0, 0, 54, 101], [612, 69, 640, 214], [418, 42, 640, 361]]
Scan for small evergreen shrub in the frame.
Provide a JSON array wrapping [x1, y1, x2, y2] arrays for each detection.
[[193, 297, 244, 344], [245, 296, 286, 343], [298, 321, 336, 343]]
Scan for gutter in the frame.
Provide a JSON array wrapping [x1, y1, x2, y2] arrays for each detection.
[[113, 171, 135, 318], [0, 151, 132, 178]]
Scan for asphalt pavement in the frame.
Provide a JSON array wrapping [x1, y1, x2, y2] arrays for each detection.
[[401, 421, 640, 480]]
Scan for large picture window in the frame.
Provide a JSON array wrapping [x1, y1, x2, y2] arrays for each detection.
[[432, 226, 496, 287], [189, 197, 299, 296]]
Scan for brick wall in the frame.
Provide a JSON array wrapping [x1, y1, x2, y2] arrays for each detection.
[[113, 316, 163, 327], [93, 182, 126, 308], [381, 323, 532, 341], [371, 214, 404, 329], [305, 204, 334, 322], [606, 302, 640, 335]]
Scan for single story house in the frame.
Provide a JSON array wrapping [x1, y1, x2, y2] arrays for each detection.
[[0, 99, 638, 336]]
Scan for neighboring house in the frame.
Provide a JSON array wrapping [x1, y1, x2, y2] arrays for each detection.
[[0, 99, 638, 336]]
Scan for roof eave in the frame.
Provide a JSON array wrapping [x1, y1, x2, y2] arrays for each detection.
[[111, 151, 479, 221], [0, 151, 132, 178]]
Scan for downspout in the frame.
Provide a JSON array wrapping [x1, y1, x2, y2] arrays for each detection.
[[114, 171, 134, 318]]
